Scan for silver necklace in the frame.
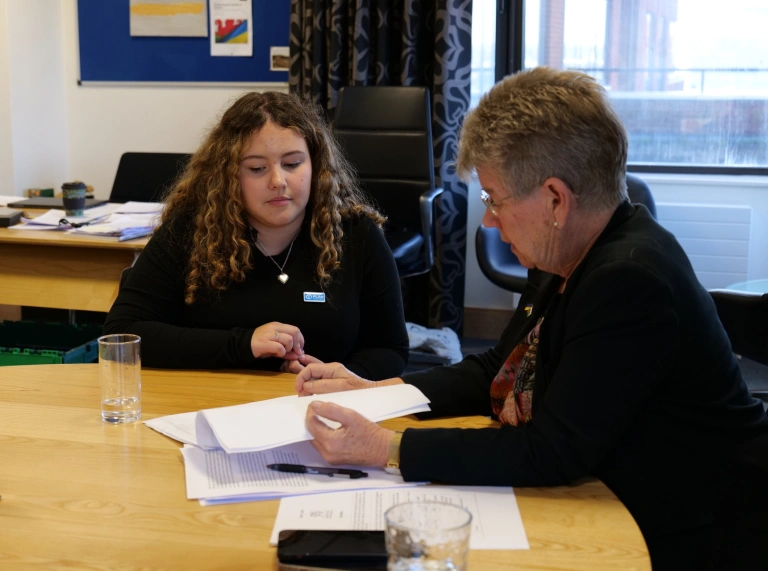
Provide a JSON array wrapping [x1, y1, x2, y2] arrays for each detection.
[[250, 226, 299, 284]]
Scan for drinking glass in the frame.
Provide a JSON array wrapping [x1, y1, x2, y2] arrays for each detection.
[[385, 501, 472, 571], [98, 334, 141, 423]]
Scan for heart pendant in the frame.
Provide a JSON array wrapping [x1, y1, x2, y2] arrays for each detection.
[[278, 273, 289, 284]]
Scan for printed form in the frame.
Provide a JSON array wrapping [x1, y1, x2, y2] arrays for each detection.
[[269, 486, 529, 550]]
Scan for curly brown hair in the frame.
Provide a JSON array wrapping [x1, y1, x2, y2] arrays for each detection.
[[162, 91, 385, 304]]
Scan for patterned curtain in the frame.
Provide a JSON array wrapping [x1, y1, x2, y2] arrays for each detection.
[[289, 0, 473, 332]]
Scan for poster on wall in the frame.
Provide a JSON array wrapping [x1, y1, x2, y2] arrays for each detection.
[[209, 0, 253, 57], [129, 0, 208, 37]]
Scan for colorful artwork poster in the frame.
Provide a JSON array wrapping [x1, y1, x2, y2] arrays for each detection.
[[129, 0, 208, 37], [209, 0, 253, 57]]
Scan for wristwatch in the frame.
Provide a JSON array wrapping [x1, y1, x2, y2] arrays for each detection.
[[384, 431, 404, 476]]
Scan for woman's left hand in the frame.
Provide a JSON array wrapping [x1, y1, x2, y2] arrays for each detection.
[[305, 401, 392, 467], [280, 353, 323, 374]]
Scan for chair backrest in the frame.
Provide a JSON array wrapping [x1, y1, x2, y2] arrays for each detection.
[[475, 174, 658, 294], [709, 289, 768, 366], [109, 152, 191, 204], [334, 86, 435, 236], [626, 173, 657, 218]]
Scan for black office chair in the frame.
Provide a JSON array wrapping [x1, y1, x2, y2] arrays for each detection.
[[333, 86, 443, 278], [475, 173, 658, 293], [109, 152, 191, 204], [709, 289, 768, 401]]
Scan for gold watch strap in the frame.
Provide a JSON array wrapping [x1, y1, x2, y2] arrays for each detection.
[[385, 431, 404, 474]]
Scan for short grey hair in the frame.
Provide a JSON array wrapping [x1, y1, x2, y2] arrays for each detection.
[[457, 67, 628, 210]]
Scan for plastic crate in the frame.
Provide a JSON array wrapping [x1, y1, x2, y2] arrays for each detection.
[[0, 321, 102, 366]]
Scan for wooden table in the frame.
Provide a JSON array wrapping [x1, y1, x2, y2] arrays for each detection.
[[0, 227, 148, 312], [0, 365, 651, 570]]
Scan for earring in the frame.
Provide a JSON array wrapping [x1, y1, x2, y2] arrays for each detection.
[[553, 221, 558, 227]]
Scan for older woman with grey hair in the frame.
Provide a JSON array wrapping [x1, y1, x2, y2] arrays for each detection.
[[293, 68, 768, 570]]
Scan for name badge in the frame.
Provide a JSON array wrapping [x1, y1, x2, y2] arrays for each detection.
[[303, 292, 326, 303]]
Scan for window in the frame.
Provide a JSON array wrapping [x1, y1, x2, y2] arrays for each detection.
[[471, 1, 497, 108], [491, 0, 768, 171]]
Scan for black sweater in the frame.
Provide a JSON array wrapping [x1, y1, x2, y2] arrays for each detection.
[[104, 215, 409, 379], [400, 201, 768, 540]]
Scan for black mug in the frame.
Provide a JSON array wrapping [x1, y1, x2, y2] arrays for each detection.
[[62, 181, 87, 216]]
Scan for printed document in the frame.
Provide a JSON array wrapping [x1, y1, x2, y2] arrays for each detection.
[[269, 487, 530, 550], [194, 384, 430, 453], [181, 441, 424, 502]]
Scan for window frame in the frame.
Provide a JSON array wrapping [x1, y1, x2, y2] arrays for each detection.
[[493, 0, 768, 176]]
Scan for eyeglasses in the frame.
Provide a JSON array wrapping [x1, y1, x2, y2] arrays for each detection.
[[480, 190, 515, 216]]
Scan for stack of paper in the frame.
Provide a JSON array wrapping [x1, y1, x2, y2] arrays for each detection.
[[15, 205, 114, 230], [10, 201, 164, 241], [145, 384, 432, 504]]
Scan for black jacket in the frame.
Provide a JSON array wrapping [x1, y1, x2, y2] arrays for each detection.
[[401, 201, 768, 540]]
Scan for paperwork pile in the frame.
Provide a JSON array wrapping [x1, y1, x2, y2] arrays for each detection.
[[145, 384, 432, 504], [11, 201, 163, 241]]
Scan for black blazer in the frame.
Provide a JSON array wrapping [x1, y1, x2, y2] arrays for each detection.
[[400, 201, 768, 540]]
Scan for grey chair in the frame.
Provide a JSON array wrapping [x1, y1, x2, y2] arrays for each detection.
[[709, 289, 768, 401], [109, 152, 191, 204], [333, 86, 443, 278], [475, 173, 658, 293]]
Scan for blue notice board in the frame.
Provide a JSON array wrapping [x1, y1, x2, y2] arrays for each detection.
[[77, 0, 290, 83]]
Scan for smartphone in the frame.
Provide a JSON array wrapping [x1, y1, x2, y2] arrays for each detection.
[[277, 530, 387, 570]]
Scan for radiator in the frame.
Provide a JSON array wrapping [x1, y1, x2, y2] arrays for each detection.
[[655, 203, 751, 290]]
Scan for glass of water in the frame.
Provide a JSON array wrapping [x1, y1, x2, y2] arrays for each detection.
[[98, 334, 141, 423], [385, 501, 472, 571]]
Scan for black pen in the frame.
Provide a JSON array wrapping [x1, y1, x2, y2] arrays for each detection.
[[267, 463, 368, 479]]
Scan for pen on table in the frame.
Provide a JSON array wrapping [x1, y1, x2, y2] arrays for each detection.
[[267, 463, 368, 479]]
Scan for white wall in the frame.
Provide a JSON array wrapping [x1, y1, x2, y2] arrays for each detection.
[[5, 0, 70, 195], [0, 0, 17, 194]]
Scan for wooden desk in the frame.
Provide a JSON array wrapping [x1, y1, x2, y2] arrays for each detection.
[[0, 365, 650, 570], [0, 227, 148, 312]]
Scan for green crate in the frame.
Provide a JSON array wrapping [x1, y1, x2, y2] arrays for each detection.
[[0, 321, 102, 366]]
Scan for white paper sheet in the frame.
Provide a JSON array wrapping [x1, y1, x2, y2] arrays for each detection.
[[112, 201, 165, 215], [269, 486, 529, 550], [195, 384, 431, 453], [145, 412, 199, 446], [181, 441, 425, 502], [0, 195, 22, 207], [17, 205, 115, 227]]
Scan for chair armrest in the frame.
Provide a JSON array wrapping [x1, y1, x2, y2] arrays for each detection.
[[418, 187, 443, 271]]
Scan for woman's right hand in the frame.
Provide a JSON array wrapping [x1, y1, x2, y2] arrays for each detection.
[[250, 322, 305, 360]]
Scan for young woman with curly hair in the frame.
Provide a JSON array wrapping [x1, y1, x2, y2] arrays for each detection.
[[104, 91, 409, 379]]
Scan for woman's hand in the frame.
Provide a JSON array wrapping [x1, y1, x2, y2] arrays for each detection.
[[306, 401, 392, 467], [280, 353, 323, 374], [295, 362, 377, 395], [250, 322, 305, 360]]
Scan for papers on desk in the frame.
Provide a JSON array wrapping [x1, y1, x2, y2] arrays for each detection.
[[182, 441, 424, 504], [0, 195, 22, 207], [15, 205, 115, 229], [195, 384, 430, 453], [112, 201, 164, 215], [144, 384, 432, 505], [270, 487, 530, 550], [10, 202, 163, 240], [70, 213, 159, 241]]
